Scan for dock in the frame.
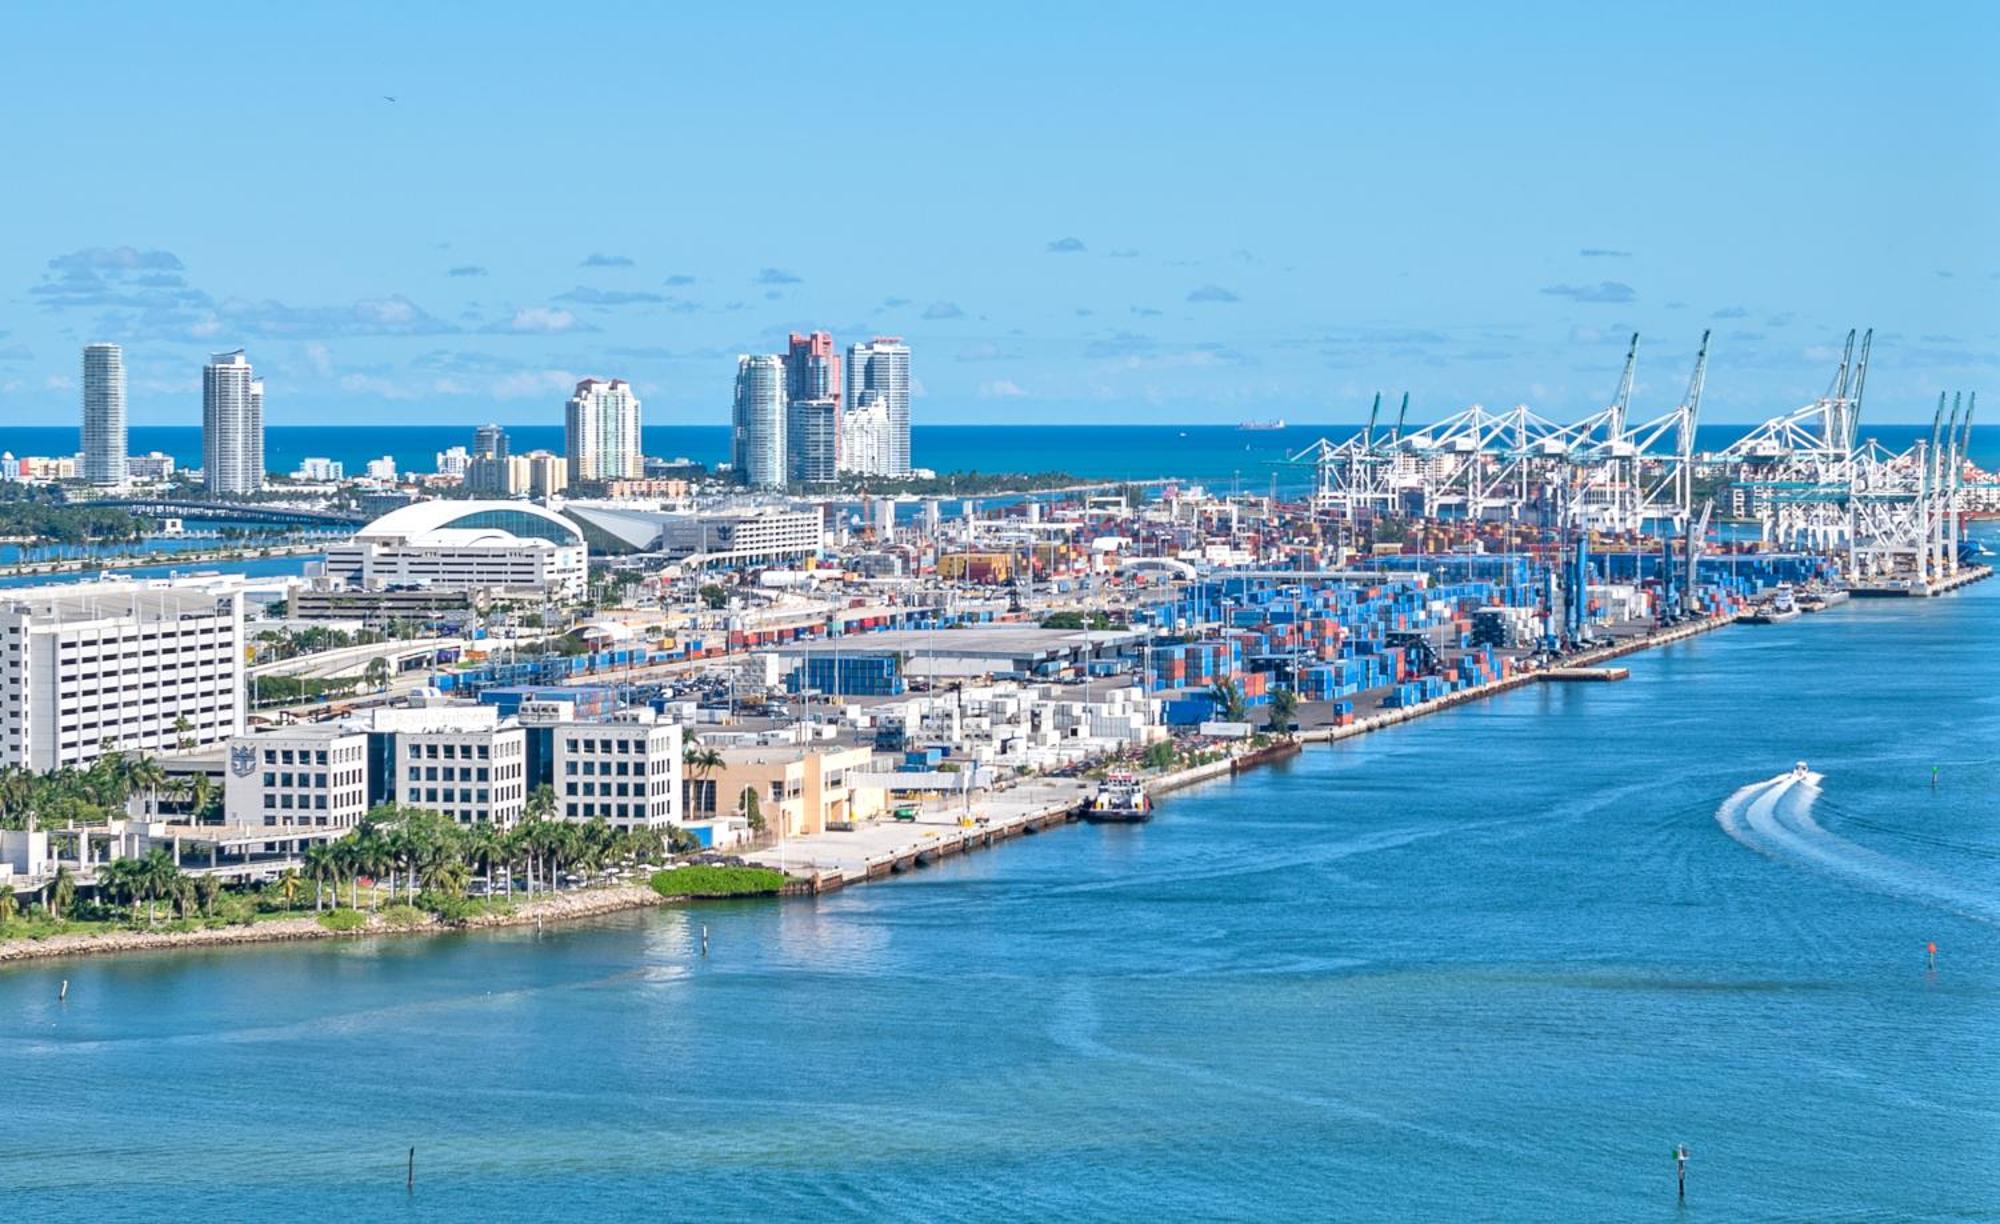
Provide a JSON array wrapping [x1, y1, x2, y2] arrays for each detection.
[[743, 778, 1090, 895], [1542, 666, 1629, 682]]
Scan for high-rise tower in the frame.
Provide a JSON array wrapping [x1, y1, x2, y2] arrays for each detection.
[[202, 350, 264, 495], [565, 378, 642, 482], [81, 343, 127, 486], [733, 355, 787, 488], [847, 337, 911, 475]]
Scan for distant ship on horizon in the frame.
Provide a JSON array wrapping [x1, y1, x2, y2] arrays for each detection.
[[1237, 418, 1286, 431]]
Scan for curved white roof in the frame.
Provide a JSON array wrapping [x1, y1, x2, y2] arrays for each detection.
[[353, 500, 584, 547]]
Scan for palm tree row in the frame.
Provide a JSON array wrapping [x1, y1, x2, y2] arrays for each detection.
[[294, 787, 688, 912], [0, 751, 172, 831]]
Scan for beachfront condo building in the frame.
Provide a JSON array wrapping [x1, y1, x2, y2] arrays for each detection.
[[552, 712, 682, 831], [0, 580, 246, 772], [732, 354, 787, 488], [81, 343, 127, 487], [846, 337, 911, 475], [786, 396, 840, 486], [841, 389, 894, 477], [565, 377, 643, 482], [202, 349, 264, 495]]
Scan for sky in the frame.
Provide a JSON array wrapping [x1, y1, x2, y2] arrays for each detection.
[[0, 2, 1994, 430]]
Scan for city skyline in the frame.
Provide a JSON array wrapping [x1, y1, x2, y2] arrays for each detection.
[[1, 5, 1994, 429]]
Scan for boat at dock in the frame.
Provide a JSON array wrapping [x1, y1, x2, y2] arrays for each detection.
[[1083, 771, 1153, 823], [1743, 583, 1802, 624], [1795, 587, 1848, 613]]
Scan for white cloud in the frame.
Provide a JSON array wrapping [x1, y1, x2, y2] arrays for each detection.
[[305, 342, 333, 376], [501, 307, 580, 334], [978, 378, 1027, 399]]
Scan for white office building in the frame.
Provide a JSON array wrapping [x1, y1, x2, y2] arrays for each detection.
[[553, 712, 681, 829], [566, 378, 643, 482], [203, 349, 264, 495], [320, 500, 588, 597], [225, 725, 370, 829], [394, 715, 528, 827], [846, 337, 911, 475], [732, 354, 787, 489], [0, 581, 246, 771], [81, 343, 127, 487]]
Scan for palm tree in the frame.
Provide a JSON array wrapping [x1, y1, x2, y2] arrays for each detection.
[[274, 867, 304, 911], [682, 745, 724, 817], [1208, 679, 1249, 725], [0, 884, 17, 930], [303, 842, 341, 911], [364, 657, 391, 692], [172, 715, 195, 753], [126, 755, 168, 819], [1266, 689, 1299, 735], [48, 864, 75, 919]]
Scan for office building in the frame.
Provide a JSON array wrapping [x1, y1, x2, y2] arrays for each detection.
[[0, 580, 246, 771], [847, 337, 911, 475], [202, 349, 264, 495], [552, 711, 682, 830], [732, 354, 787, 488], [81, 343, 127, 487], [787, 396, 840, 486], [565, 378, 642, 483], [841, 390, 893, 477], [394, 716, 528, 827], [224, 726, 371, 829], [321, 500, 588, 597], [473, 423, 509, 460]]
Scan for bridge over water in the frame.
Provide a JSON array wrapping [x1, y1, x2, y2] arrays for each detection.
[[78, 498, 368, 529]]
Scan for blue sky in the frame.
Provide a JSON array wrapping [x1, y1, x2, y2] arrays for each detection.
[[1, 2, 1993, 428]]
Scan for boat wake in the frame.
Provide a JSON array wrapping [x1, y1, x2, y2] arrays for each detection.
[[1716, 770, 2000, 927]]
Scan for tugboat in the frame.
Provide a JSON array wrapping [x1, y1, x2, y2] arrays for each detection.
[[1084, 771, 1153, 823]]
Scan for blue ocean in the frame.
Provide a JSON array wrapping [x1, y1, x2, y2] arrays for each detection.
[[3, 423, 1994, 490]]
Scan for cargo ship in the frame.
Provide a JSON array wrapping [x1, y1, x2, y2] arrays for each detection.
[[1084, 771, 1153, 823], [1237, 418, 1286, 431]]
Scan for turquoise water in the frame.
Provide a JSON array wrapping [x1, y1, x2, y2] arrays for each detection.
[[4, 577, 1996, 1219]]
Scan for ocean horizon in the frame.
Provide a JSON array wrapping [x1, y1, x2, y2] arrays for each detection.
[[5, 423, 1994, 489]]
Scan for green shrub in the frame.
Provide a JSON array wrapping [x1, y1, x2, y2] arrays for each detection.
[[379, 904, 428, 929], [317, 909, 369, 933], [650, 866, 788, 899]]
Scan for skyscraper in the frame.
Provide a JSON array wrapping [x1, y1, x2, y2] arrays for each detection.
[[565, 378, 642, 482], [785, 331, 842, 480], [473, 422, 509, 460], [841, 390, 893, 477], [787, 397, 840, 486], [733, 354, 787, 488], [785, 331, 840, 404], [81, 343, 126, 487], [202, 350, 264, 495], [847, 337, 911, 475]]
